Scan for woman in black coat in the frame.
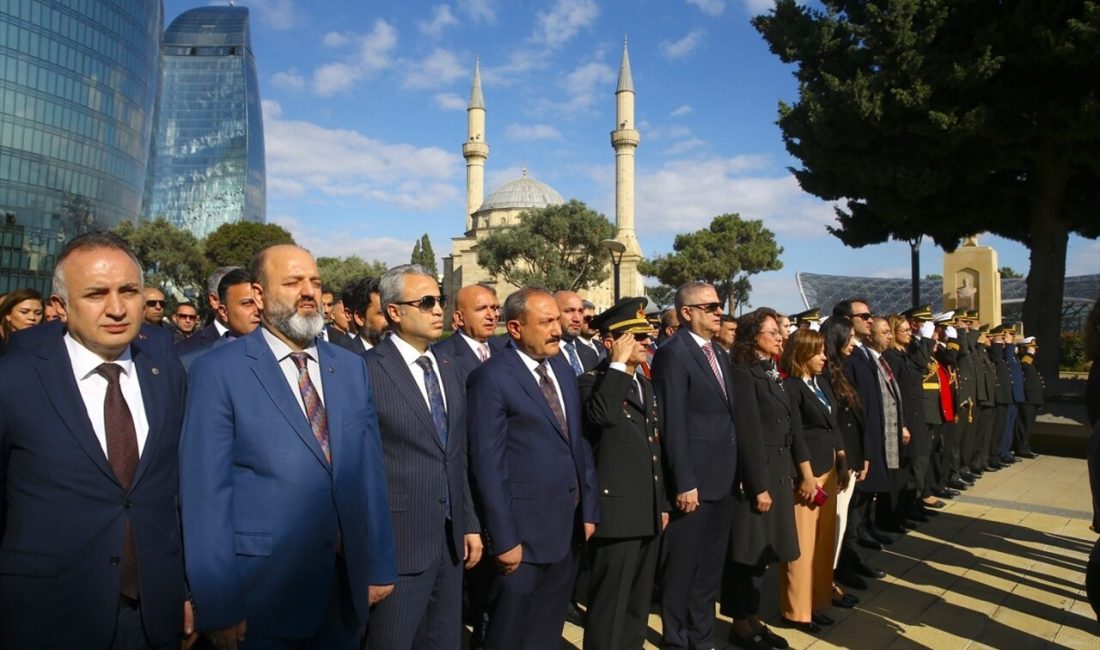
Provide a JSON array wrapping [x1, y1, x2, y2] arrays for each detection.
[[881, 315, 928, 531], [720, 308, 812, 649]]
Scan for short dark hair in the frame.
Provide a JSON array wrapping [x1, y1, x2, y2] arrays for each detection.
[[502, 286, 552, 324], [174, 301, 197, 314], [52, 231, 142, 302], [217, 268, 253, 304], [720, 314, 737, 323], [831, 298, 869, 319], [346, 277, 380, 317]]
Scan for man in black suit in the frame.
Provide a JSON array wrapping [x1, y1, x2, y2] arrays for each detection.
[[652, 281, 738, 650], [178, 268, 260, 371], [0, 232, 191, 649], [433, 283, 503, 377], [579, 297, 669, 650], [364, 265, 481, 648], [578, 299, 607, 361], [335, 277, 387, 355], [175, 266, 240, 356], [556, 290, 599, 375]]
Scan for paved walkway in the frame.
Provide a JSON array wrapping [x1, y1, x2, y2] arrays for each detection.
[[560, 454, 1098, 649]]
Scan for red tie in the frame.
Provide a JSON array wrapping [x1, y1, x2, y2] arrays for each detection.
[[96, 363, 140, 600], [702, 342, 728, 400]]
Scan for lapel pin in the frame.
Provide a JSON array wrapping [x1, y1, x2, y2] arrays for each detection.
[[328, 367, 335, 373], [151, 367, 160, 375]]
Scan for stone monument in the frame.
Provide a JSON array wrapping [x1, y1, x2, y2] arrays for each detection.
[[942, 235, 1002, 326]]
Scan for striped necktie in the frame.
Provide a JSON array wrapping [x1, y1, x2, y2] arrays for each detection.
[[290, 352, 331, 463]]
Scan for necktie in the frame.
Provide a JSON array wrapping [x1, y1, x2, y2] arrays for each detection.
[[878, 356, 895, 383], [812, 378, 831, 411], [535, 361, 569, 439], [414, 356, 449, 447], [702, 342, 728, 400], [477, 342, 490, 363], [95, 363, 139, 600], [564, 342, 584, 375], [290, 352, 331, 463]]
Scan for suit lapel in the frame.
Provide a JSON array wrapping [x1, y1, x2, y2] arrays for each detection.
[[504, 348, 568, 440], [316, 343, 346, 471], [678, 331, 729, 405], [34, 337, 118, 484], [437, 353, 463, 452], [129, 344, 165, 488], [376, 339, 443, 451], [245, 331, 331, 471]]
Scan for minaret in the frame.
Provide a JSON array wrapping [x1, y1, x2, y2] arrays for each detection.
[[463, 57, 489, 233], [611, 38, 643, 295]]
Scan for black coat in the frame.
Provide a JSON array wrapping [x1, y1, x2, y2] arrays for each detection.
[[825, 372, 865, 471], [1020, 359, 1045, 406], [578, 362, 669, 538], [990, 343, 1014, 405], [728, 362, 805, 566], [884, 347, 928, 458], [844, 346, 891, 493], [784, 376, 843, 476]]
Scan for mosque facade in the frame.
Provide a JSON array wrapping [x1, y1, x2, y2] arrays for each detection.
[[441, 41, 645, 317]]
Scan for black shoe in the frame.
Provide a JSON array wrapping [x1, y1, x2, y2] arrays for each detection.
[[922, 498, 947, 509], [833, 586, 860, 605], [947, 479, 970, 491], [758, 625, 789, 649], [931, 487, 955, 499], [780, 617, 821, 635], [960, 471, 978, 482], [1000, 455, 1017, 464], [836, 569, 867, 590], [857, 535, 883, 551], [984, 464, 1002, 472], [854, 563, 886, 579], [969, 467, 985, 476], [728, 629, 771, 650], [1017, 451, 1038, 459], [812, 612, 835, 626], [878, 522, 910, 535], [565, 602, 586, 626], [832, 593, 857, 608], [907, 509, 931, 523], [867, 527, 895, 545]]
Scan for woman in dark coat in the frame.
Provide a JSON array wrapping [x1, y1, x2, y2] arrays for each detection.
[[720, 308, 812, 649], [881, 314, 928, 530]]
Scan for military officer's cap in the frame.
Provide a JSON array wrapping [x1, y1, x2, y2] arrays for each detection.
[[790, 307, 821, 325], [901, 304, 934, 321], [591, 297, 651, 337]]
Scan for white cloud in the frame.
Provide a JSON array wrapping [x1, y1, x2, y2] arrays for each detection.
[[670, 104, 694, 117], [538, 58, 615, 114], [687, 0, 726, 16], [741, 0, 777, 16], [505, 123, 563, 141], [263, 100, 462, 211], [486, 165, 531, 193], [459, 0, 496, 23], [246, 0, 301, 31], [270, 69, 305, 91], [1066, 240, 1100, 276], [532, 0, 600, 49], [434, 92, 468, 111], [664, 138, 706, 155], [274, 215, 417, 267], [311, 20, 397, 96], [635, 156, 836, 237], [403, 48, 467, 90], [660, 30, 704, 59], [419, 5, 459, 37], [482, 48, 543, 86]]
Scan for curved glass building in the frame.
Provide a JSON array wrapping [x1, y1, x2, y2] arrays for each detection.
[[0, 0, 163, 292], [143, 5, 265, 238]]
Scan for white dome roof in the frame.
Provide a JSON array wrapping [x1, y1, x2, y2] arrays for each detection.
[[479, 171, 564, 212]]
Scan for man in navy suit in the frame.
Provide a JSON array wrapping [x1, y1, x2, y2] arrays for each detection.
[[179, 245, 396, 649], [467, 286, 600, 650], [0, 232, 190, 649], [175, 266, 240, 356], [433, 282, 503, 377], [178, 268, 260, 371], [334, 277, 387, 355], [556, 290, 599, 375], [364, 265, 482, 648], [652, 281, 738, 650]]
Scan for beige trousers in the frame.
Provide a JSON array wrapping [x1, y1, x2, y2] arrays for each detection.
[[780, 466, 839, 622]]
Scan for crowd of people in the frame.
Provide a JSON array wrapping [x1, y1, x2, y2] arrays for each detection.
[[0, 230, 1085, 650]]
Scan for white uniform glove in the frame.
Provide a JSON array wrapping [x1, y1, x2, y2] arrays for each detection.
[[919, 321, 934, 339], [945, 326, 958, 339]]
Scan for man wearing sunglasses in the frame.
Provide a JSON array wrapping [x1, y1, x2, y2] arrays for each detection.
[[172, 302, 199, 343], [143, 287, 167, 327], [364, 265, 481, 648], [651, 281, 738, 650]]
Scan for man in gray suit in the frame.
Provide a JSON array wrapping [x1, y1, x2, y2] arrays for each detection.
[[364, 265, 482, 648]]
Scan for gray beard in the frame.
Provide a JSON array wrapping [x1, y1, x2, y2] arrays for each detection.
[[266, 300, 324, 347]]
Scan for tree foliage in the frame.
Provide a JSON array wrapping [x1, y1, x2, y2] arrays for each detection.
[[644, 284, 676, 310], [753, 0, 1100, 378], [999, 266, 1023, 279], [640, 214, 783, 312], [317, 256, 387, 292], [114, 218, 205, 292], [203, 222, 295, 269], [476, 200, 615, 291], [410, 234, 438, 276]]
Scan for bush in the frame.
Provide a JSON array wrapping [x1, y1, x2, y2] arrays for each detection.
[[1059, 332, 1088, 371]]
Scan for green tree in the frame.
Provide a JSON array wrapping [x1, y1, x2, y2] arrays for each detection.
[[476, 200, 615, 291], [999, 266, 1023, 279], [644, 284, 676, 309], [754, 0, 1100, 379], [640, 214, 783, 312], [410, 234, 438, 276], [114, 218, 205, 292], [203, 222, 295, 269], [316, 255, 387, 292]]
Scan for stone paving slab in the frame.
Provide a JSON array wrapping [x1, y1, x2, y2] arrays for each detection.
[[549, 454, 1098, 649]]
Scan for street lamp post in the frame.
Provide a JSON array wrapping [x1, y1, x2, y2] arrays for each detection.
[[600, 238, 627, 303]]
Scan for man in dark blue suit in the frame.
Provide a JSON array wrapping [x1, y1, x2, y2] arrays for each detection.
[[180, 245, 396, 649], [651, 281, 738, 650], [467, 286, 599, 650], [433, 282, 504, 376], [177, 268, 259, 371], [0, 232, 190, 649], [175, 266, 240, 356], [556, 290, 599, 375], [333, 277, 387, 355], [365, 265, 482, 648]]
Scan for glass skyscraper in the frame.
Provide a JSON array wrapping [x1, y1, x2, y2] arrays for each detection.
[[143, 5, 265, 238], [0, 0, 163, 292]]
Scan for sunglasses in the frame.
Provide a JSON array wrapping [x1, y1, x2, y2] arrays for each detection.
[[395, 294, 447, 311], [687, 302, 723, 314], [176, 314, 197, 320], [633, 333, 651, 342], [851, 312, 873, 321], [146, 300, 166, 308], [583, 315, 594, 323]]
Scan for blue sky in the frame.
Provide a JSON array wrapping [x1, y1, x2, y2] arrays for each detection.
[[166, 0, 1098, 313]]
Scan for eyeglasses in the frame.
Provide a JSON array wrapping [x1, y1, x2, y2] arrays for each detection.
[[176, 314, 197, 320], [760, 329, 783, 338], [145, 300, 165, 308], [394, 295, 447, 311], [851, 312, 873, 321], [686, 302, 723, 314], [583, 315, 594, 323]]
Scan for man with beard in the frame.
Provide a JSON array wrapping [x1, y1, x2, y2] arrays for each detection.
[[179, 245, 395, 649], [578, 299, 606, 361], [336, 277, 387, 355]]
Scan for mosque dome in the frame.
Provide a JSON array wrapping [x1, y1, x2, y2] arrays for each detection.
[[478, 169, 565, 212]]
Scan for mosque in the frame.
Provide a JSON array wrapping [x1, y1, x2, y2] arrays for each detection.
[[441, 41, 645, 317]]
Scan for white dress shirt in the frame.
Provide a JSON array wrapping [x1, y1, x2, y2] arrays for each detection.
[[609, 361, 644, 398], [688, 330, 725, 383], [391, 334, 448, 411], [65, 334, 150, 456], [214, 319, 228, 337], [515, 348, 567, 418], [459, 331, 491, 360], [262, 327, 326, 417]]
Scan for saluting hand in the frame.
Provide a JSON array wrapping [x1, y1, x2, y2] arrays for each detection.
[[610, 332, 635, 364]]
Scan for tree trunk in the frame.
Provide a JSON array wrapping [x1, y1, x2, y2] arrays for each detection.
[[1022, 135, 1071, 384]]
